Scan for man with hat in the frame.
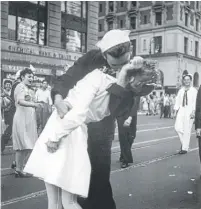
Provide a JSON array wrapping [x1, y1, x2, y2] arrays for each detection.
[[174, 74, 197, 154], [51, 29, 155, 209]]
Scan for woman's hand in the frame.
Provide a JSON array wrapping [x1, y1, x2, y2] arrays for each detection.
[[45, 141, 60, 153]]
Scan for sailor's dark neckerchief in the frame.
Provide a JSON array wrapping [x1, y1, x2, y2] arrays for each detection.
[[98, 66, 116, 78], [182, 88, 189, 107]]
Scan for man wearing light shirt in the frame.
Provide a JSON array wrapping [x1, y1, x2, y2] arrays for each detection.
[[35, 80, 52, 106], [35, 80, 52, 135]]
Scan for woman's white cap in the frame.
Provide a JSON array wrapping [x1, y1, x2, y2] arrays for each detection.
[[96, 29, 131, 53]]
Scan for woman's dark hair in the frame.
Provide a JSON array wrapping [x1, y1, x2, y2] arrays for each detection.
[[4, 79, 13, 86], [104, 42, 131, 58], [20, 68, 34, 80]]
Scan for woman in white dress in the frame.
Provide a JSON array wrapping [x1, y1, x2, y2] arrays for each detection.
[[24, 30, 157, 209], [174, 74, 198, 154]]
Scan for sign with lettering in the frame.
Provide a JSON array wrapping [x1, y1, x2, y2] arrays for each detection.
[[1, 40, 83, 62], [2, 64, 53, 75]]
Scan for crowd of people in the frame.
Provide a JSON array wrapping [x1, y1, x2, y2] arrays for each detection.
[[139, 93, 176, 118], [1, 29, 201, 209]]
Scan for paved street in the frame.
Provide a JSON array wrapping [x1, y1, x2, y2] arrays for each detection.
[[1, 115, 201, 209]]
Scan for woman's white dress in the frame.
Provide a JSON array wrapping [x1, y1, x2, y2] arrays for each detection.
[[24, 69, 116, 198]]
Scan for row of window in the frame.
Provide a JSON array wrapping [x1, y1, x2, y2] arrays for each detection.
[[8, 1, 87, 53], [184, 38, 199, 57], [184, 12, 200, 32], [125, 36, 199, 57], [99, 10, 200, 32], [99, 1, 137, 13], [99, 12, 162, 32], [129, 36, 162, 56], [100, 1, 200, 14]]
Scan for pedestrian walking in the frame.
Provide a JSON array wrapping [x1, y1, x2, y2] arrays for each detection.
[[35, 80, 53, 135], [159, 92, 164, 118], [117, 96, 140, 168], [169, 94, 176, 119], [141, 96, 149, 114], [24, 30, 157, 209], [195, 84, 201, 171], [149, 94, 155, 116], [174, 74, 197, 154], [12, 68, 41, 177], [164, 94, 170, 118]]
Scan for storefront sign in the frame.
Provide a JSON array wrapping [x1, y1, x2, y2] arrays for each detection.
[[1, 40, 83, 62], [2, 64, 52, 75]]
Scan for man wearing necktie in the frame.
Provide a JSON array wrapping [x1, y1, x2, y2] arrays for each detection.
[[174, 74, 197, 154]]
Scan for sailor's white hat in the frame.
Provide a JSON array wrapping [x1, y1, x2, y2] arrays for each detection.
[[96, 29, 131, 53]]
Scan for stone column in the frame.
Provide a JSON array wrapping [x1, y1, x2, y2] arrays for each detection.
[[87, 2, 99, 51], [47, 2, 61, 48], [1, 2, 9, 39]]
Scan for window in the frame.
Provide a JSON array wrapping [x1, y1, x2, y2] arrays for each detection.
[[196, 19, 199, 31], [109, 1, 114, 12], [184, 37, 188, 54], [131, 1, 137, 7], [61, 2, 87, 52], [99, 3, 102, 13], [195, 41, 199, 57], [185, 13, 188, 26], [108, 21, 113, 30], [191, 41, 193, 51], [155, 12, 162, 26], [130, 16, 136, 29], [196, 1, 199, 9], [61, 1, 87, 18], [144, 15, 148, 24], [120, 20, 124, 28], [120, 1, 124, 7], [61, 28, 86, 53], [154, 36, 162, 53], [131, 39, 136, 56], [99, 23, 102, 32], [143, 40, 146, 51], [8, 1, 47, 45], [62, 2, 87, 18]]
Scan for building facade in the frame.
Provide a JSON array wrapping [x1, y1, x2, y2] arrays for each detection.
[[1, 1, 98, 85], [98, 1, 201, 93]]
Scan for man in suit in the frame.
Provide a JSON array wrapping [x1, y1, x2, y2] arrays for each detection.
[[195, 85, 201, 164], [117, 96, 140, 168]]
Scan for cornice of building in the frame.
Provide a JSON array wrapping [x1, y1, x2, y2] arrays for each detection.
[[129, 24, 201, 37], [142, 52, 201, 63]]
